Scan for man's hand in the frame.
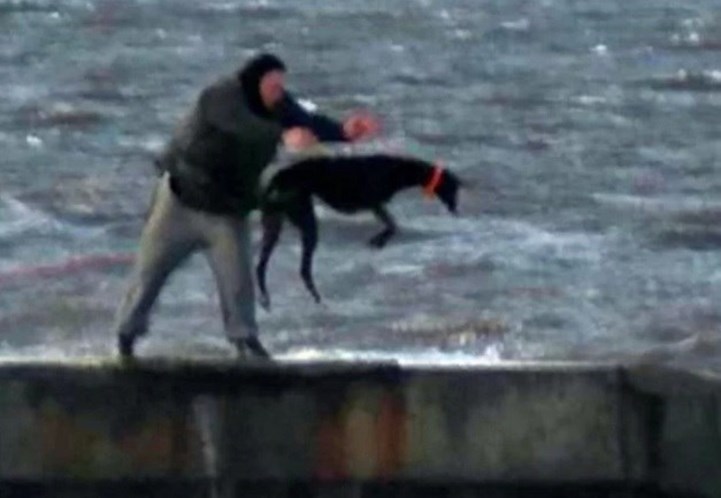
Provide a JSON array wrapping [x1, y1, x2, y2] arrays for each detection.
[[282, 127, 319, 151], [343, 111, 380, 142]]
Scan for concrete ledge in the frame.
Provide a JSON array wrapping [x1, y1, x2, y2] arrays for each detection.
[[0, 480, 667, 498], [0, 359, 717, 497], [626, 364, 721, 498]]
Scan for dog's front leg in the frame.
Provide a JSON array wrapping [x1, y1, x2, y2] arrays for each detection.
[[256, 210, 285, 311], [287, 198, 322, 303], [369, 205, 397, 248]]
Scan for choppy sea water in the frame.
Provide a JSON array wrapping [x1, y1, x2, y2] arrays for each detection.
[[1, 0, 721, 372]]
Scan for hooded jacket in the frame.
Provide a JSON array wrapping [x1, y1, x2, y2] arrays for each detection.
[[157, 55, 347, 216]]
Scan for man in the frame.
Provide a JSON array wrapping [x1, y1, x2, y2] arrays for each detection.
[[114, 53, 378, 359]]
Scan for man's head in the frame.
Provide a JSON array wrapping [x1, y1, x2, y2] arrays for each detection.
[[238, 53, 287, 115], [259, 69, 286, 110]]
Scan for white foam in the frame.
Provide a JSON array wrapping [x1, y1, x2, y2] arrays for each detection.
[[593, 192, 721, 214], [378, 263, 422, 276], [0, 342, 506, 366], [577, 95, 608, 106], [425, 217, 604, 265], [452, 29, 472, 40], [297, 98, 318, 113], [26, 135, 43, 148], [116, 134, 165, 153], [276, 344, 504, 365], [592, 44, 609, 55], [501, 18, 530, 32]]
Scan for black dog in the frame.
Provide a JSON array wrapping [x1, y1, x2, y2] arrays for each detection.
[[256, 154, 462, 310]]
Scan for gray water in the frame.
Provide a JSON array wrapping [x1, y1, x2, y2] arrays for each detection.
[[1, 0, 721, 370]]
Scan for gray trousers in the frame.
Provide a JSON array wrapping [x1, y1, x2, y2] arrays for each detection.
[[114, 173, 257, 343]]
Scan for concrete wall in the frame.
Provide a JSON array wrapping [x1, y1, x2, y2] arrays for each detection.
[[0, 359, 718, 497], [627, 365, 721, 498]]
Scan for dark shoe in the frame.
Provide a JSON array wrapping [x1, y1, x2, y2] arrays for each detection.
[[118, 334, 135, 359], [234, 336, 271, 359]]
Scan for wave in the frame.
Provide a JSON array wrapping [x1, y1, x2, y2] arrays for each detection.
[[653, 226, 721, 251], [500, 18, 530, 32], [0, 0, 56, 14], [276, 344, 504, 365], [184, 1, 289, 21], [0, 192, 102, 240], [643, 69, 721, 92], [321, 214, 606, 279], [0, 340, 505, 364], [667, 31, 721, 51], [13, 102, 107, 128], [594, 192, 721, 250], [0, 193, 65, 238], [0, 251, 134, 288], [592, 192, 721, 215]]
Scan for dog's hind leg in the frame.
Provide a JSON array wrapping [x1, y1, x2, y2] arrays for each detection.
[[256, 210, 284, 311], [286, 198, 322, 303], [368, 205, 397, 248]]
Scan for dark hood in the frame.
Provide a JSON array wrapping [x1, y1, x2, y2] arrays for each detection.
[[237, 53, 286, 119]]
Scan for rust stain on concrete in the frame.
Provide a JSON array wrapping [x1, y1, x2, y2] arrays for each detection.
[[313, 412, 349, 480], [374, 391, 408, 478], [38, 405, 102, 474], [313, 390, 408, 480], [36, 401, 185, 475], [117, 417, 177, 472]]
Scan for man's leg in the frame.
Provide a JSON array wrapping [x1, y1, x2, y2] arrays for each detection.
[[203, 214, 269, 358], [114, 174, 197, 357]]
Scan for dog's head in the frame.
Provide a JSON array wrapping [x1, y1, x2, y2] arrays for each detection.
[[435, 168, 462, 214]]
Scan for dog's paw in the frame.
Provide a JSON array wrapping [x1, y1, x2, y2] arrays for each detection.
[[308, 288, 322, 304], [259, 294, 271, 312], [368, 235, 388, 249]]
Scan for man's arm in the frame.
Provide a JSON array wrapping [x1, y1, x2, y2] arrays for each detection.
[[278, 93, 348, 142]]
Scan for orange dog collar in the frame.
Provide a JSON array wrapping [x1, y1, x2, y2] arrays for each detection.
[[423, 163, 444, 198]]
